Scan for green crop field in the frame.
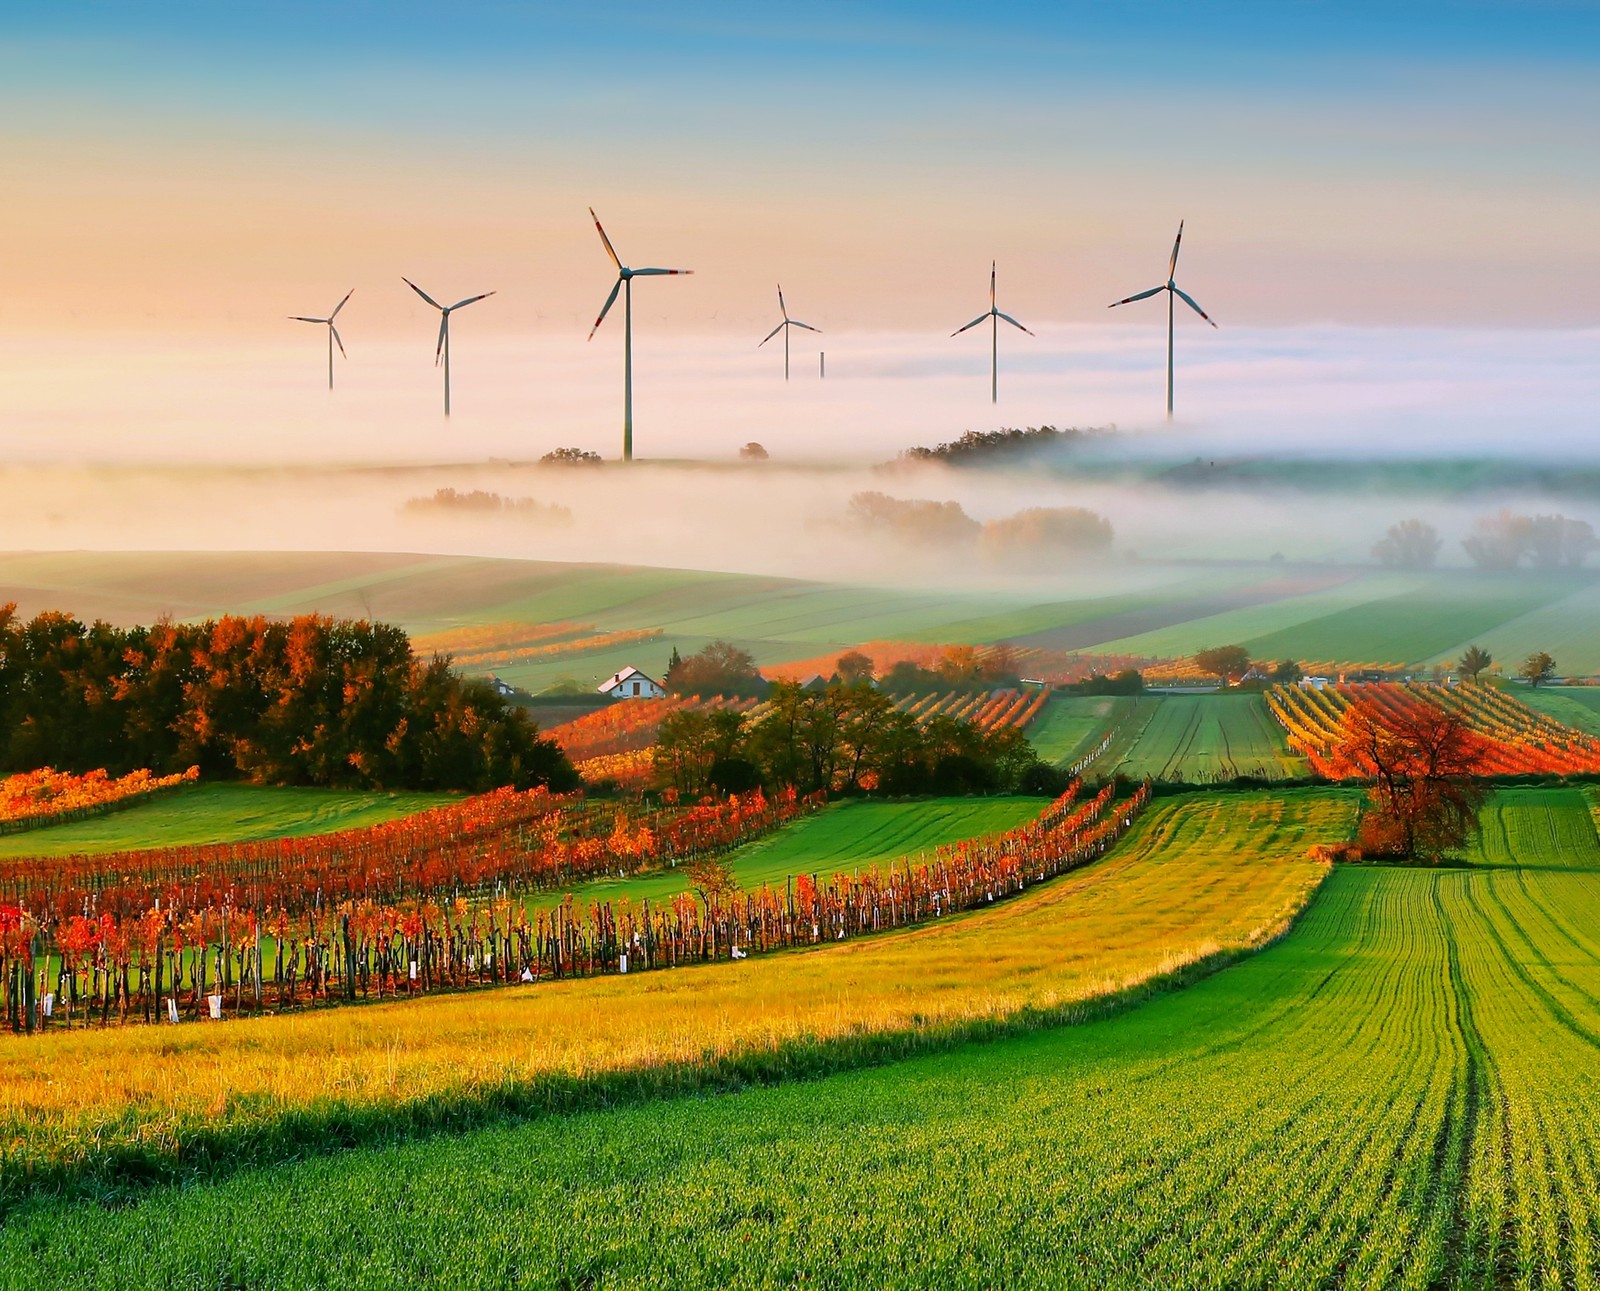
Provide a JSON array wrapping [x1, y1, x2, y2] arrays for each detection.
[[0, 784, 454, 857], [524, 795, 1046, 912], [1099, 693, 1304, 782], [10, 787, 1600, 1287], [1024, 695, 1133, 765], [10, 552, 1600, 689], [1516, 685, 1600, 736]]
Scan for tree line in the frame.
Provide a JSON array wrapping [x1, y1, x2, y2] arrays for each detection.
[[1374, 512, 1598, 570], [0, 606, 576, 793], [653, 679, 1056, 799]]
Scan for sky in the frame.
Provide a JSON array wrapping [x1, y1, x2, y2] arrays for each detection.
[[2, 1, 1598, 465]]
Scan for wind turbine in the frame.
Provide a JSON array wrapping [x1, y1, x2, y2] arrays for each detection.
[[587, 208, 692, 461], [289, 289, 353, 390], [952, 262, 1033, 403], [758, 285, 821, 381], [402, 278, 494, 416], [1107, 220, 1217, 419]]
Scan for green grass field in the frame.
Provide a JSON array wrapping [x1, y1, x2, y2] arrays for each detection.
[[1094, 693, 1304, 782], [9, 787, 1600, 1287], [524, 796, 1046, 912], [1515, 685, 1600, 735], [0, 786, 1355, 1226], [1017, 695, 1132, 765], [0, 784, 455, 857]]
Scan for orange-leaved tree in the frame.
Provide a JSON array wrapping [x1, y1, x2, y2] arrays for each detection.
[[1335, 697, 1487, 862]]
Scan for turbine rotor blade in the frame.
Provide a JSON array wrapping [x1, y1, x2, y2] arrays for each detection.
[[990, 261, 996, 308], [1169, 220, 1185, 279], [435, 315, 448, 363], [632, 267, 692, 276], [789, 320, 821, 334], [449, 291, 495, 310], [952, 313, 989, 336], [330, 323, 346, 357], [403, 277, 443, 310], [289, 316, 327, 324], [1172, 284, 1217, 327], [777, 284, 788, 320], [330, 288, 355, 319], [1108, 286, 1166, 308], [588, 278, 622, 340], [997, 311, 1033, 336], [589, 207, 622, 270], [758, 322, 785, 347]]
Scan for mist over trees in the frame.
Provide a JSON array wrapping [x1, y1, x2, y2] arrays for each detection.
[[1373, 519, 1442, 569], [1461, 510, 1597, 570], [401, 489, 571, 524], [844, 492, 1115, 562], [897, 425, 1109, 467], [0, 605, 576, 792]]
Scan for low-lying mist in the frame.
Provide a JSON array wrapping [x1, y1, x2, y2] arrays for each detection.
[[6, 454, 1600, 594]]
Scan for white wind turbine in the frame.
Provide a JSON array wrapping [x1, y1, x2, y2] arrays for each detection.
[[1107, 220, 1217, 419], [587, 208, 693, 462], [952, 262, 1033, 403], [402, 278, 495, 416], [758, 285, 821, 381], [289, 289, 353, 390]]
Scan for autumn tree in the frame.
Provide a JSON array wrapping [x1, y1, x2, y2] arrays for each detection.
[[1518, 651, 1557, 687], [1194, 645, 1251, 686], [666, 640, 765, 697], [1336, 698, 1487, 862], [979, 506, 1114, 565], [684, 855, 737, 914], [739, 442, 769, 461], [1458, 645, 1492, 681], [834, 650, 875, 686], [1463, 509, 1533, 570], [1372, 519, 1442, 569]]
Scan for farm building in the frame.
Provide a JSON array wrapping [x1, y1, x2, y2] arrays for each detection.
[[598, 666, 666, 700], [486, 674, 518, 697], [1300, 675, 1332, 690]]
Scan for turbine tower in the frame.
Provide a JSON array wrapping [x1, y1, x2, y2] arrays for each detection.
[[289, 289, 353, 390], [402, 278, 494, 416], [952, 262, 1033, 403], [587, 208, 692, 462], [1107, 220, 1217, 419], [758, 285, 821, 381]]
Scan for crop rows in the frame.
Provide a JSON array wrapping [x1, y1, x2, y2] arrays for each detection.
[[893, 687, 1049, 731], [0, 766, 200, 836], [15, 789, 1600, 1286], [0, 787, 811, 1031], [1267, 681, 1600, 776]]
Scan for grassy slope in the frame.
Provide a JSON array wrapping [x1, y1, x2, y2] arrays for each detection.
[[524, 796, 1045, 912], [1024, 695, 1132, 766], [12, 790, 1600, 1287], [0, 789, 1356, 1210], [0, 784, 455, 857], [1516, 685, 1600, 736], [1106, 693, 1304, 782]]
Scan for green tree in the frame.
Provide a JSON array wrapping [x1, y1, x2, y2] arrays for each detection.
[[1519, 651, 1557, 687], [1458, 645, 1492, 681]]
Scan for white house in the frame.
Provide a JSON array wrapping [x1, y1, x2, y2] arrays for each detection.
[[598, 666, 666, 700], [1300, 675, 1332, 690], [486, 674, 518, 698]]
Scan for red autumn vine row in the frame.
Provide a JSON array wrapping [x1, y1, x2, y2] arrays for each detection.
[[2, 779, 1148, 1031]]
